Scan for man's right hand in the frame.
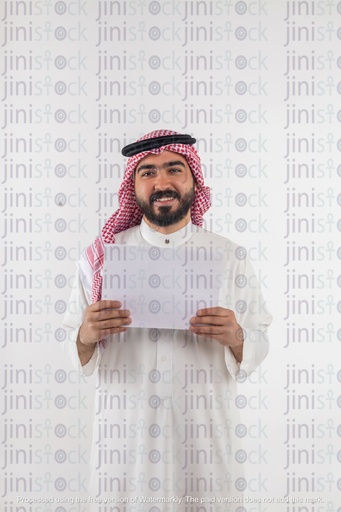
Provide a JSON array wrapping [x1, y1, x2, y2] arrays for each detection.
[[79, 300, 132, 345], [77, 301, 131, 365]]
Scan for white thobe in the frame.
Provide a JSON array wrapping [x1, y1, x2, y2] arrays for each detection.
[[62, 221, 272, 512]]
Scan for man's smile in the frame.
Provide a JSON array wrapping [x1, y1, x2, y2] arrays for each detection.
[[153, 197, 177, 206], [150, 191, 180, 206]]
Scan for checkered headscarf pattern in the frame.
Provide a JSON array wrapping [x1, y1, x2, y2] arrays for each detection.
[[86, 129, 211, 304]]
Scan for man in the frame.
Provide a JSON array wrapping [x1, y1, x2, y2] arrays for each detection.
[[63, 129, 272, 511]]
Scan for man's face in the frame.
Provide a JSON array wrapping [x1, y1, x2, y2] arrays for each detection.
[[134, 151, 195, 230]]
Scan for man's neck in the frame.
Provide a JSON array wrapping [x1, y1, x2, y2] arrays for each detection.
[[142, 215, 191, 234]]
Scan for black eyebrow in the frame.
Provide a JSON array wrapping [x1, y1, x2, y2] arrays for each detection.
[[136, 160, 186, 174]]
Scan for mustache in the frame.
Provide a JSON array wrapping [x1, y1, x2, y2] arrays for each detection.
[[150, 190, 180, 203]]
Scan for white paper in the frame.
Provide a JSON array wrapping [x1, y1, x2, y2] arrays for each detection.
[[102, 244, 228, 329]]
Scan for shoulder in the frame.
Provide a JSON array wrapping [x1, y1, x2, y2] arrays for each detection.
[[113, 225, 142, 244], [78, 225, 142, 267], [82, 225, 142, 252]]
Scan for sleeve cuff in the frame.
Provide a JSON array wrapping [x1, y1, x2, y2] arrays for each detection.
[[224, 327, 269, 380], [61, 326, 102, 377], [224, 346, 241, 379], [239, 327, 269, 377], [81, 344, 101, 376]]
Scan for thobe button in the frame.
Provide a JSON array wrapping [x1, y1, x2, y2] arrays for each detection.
[[165, 239, 170, 244]]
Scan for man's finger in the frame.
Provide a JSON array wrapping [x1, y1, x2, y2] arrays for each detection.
[[190, 315, 227, 326], [197, 307, 232, 317], [95, 309, 131, 321], [98, 318, 132, 330], [89, 300, 123, 311], [190, 325, 225, 336]]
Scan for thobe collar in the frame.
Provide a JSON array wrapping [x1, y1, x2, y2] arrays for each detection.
[[139, 218, 194, 247]]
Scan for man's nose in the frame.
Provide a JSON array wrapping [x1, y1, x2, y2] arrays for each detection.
[[153, 171, 171, 191]]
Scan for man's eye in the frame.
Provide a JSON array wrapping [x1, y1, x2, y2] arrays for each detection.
[[169, 168, 181, 173], [141, 171, 155, 177]]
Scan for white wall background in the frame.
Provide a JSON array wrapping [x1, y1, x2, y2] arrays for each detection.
[[0, 1, 340, 511]]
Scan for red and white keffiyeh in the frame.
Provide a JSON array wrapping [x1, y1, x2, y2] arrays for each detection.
[[86, 129, 211, 303]]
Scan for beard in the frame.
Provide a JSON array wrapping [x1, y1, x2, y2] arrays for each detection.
[[135, 187, 195, 228]]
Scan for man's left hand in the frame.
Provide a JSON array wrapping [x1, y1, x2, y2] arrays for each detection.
[[190, 307, 244, 362]]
